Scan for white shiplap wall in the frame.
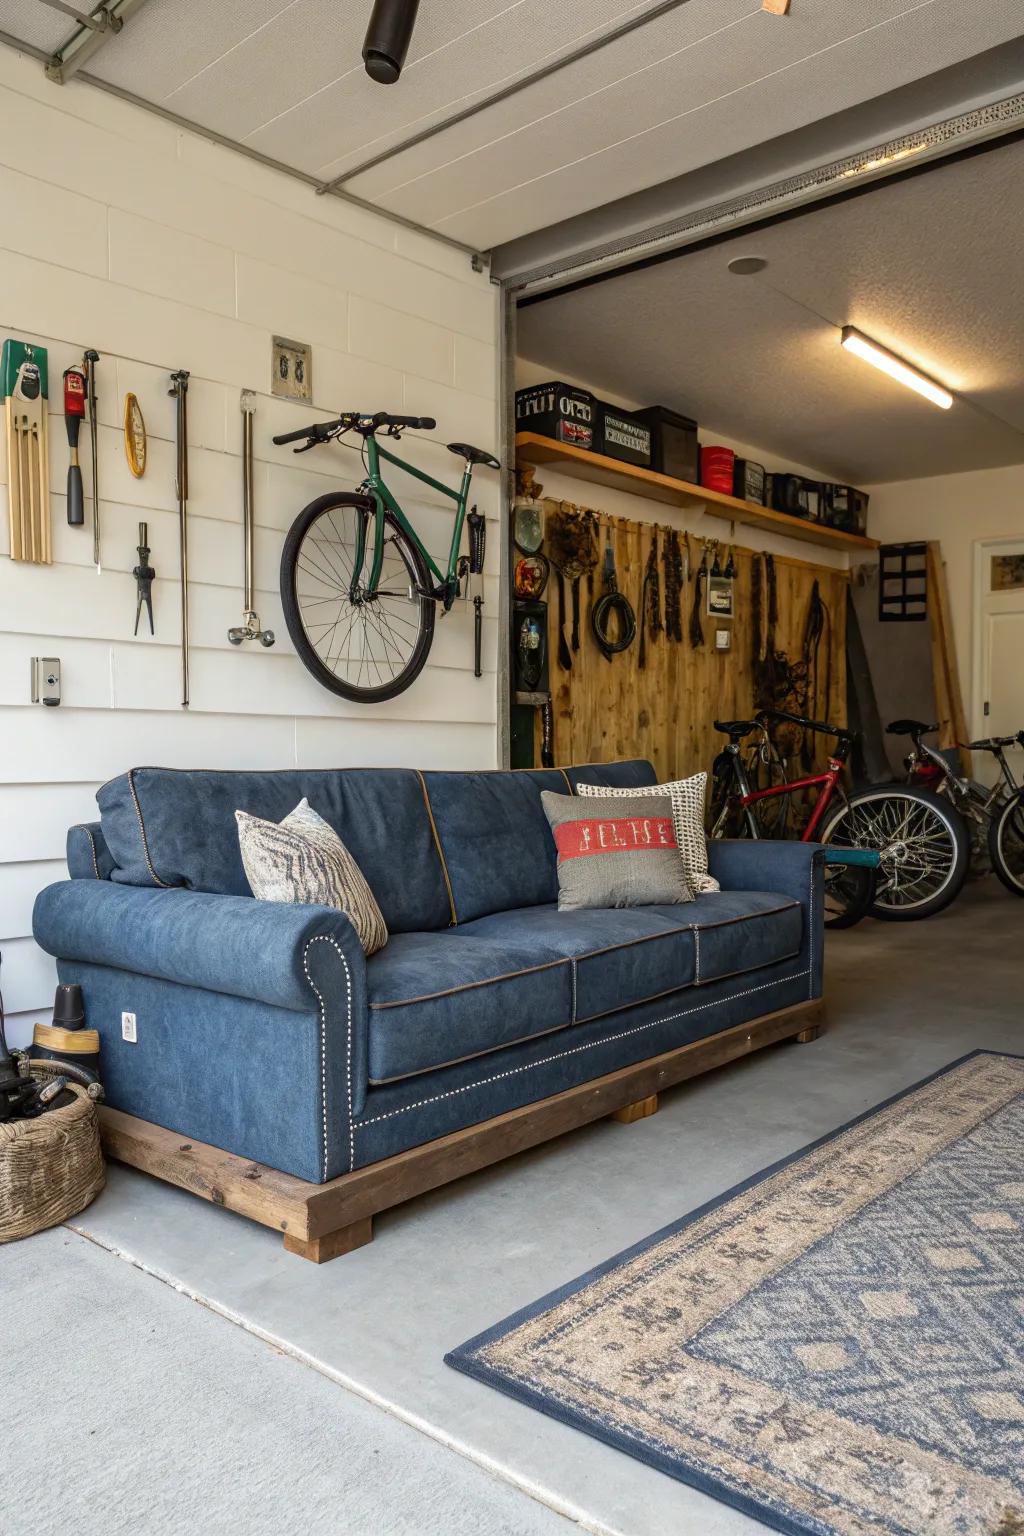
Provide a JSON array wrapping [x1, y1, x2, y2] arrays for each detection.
[[0, 50, 500, 1044]]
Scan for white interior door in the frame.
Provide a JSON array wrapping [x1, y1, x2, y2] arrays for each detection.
[[974, 540, 1024, 787]]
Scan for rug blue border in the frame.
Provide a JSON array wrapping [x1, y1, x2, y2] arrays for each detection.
[[445, 1048, 1021, 1536]]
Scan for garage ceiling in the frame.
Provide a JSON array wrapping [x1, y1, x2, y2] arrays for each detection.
[[516, 137, 1024, 484], [1, 0, 1022, 250]]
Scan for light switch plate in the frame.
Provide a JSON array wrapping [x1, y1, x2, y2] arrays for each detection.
[[121, 1011, 137, 1042]]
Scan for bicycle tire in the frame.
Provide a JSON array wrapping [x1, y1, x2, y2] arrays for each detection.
[[822, 862, 876, 929], [988, 787, 1024, 897], [821, 784, 969, 921], [280, 492, 435, 704]]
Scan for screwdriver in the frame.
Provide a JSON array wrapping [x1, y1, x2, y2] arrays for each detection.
[[62, 366, 87, 526]]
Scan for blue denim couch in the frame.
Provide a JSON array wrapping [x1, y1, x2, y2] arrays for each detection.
[[33, 761, 824, 1187]]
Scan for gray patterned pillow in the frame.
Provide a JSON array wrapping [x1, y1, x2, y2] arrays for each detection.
[[235, 798, 388, 956], [576, 773, 720, 894], [541, 790, 694, 911]]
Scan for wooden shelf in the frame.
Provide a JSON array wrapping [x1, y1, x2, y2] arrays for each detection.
[[515, 433, 879, 554]]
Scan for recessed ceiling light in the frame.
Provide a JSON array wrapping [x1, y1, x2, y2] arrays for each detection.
[[840, 327, 953, 410], [727, 256, 768, 275]]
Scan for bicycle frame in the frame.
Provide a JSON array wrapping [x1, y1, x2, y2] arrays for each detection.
[[724, 744, 846, 842], [355, 432, 473, 608], [909, 736, 1020, 825]]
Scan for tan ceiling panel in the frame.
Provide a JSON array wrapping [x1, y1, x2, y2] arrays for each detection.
[[0, 0, 69, 52], [516, 140, 1024, 482], [241, 1, 671, 180], [84, 0, 301, 101], [354, 0, 1024, 245]]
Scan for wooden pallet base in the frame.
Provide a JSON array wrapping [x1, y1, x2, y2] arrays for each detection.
[[98, 998, 823, 1262], [612, 1093, 659, 1124]]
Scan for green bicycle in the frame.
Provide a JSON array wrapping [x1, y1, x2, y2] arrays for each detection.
[[273, 411, 499, 702]]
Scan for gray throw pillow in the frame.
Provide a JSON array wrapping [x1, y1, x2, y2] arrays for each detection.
[[541, 790, 694, 912], [236, 798, 388, 956], [576, 772, 720, 894]]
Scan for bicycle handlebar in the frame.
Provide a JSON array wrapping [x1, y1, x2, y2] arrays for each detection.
[[759, 705, 852, 739], [272, 411, 436, 447]]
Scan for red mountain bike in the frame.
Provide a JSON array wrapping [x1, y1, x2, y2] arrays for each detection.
[[709, 706, 970, 923], [708, 708, 878, 928]]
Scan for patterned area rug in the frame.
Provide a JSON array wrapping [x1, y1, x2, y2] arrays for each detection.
[[447, 1052, 1024, 1536]]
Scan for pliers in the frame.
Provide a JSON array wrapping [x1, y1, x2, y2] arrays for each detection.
[[133, 522, 155, 635]]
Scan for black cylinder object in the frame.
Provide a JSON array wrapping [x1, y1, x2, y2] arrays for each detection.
[[362, 0, 420, 83], [52, 983, 85, 1030]]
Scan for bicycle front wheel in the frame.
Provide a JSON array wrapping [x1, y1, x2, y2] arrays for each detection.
[[989, 788, 1024, 896], [280, 493, 435, 703], [822, 785, 969, 921]]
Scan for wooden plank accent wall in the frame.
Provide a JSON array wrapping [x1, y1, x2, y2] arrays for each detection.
[[539, 508, 848, 781]]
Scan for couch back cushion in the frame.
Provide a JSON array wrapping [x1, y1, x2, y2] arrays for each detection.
[[421, 760, 657, 923], [97, 767, 452, 934]]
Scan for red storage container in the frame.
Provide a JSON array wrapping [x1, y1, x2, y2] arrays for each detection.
[[700, 445, 735, 494]]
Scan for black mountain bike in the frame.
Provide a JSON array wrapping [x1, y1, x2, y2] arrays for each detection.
[[273, 411, 499, 703]]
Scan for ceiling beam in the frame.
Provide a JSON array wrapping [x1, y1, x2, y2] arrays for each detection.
[[44, 0, 149, 84]]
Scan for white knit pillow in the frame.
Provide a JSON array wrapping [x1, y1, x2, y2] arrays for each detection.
[[236, 798, 388, 955], [576, 774, 720, 893]]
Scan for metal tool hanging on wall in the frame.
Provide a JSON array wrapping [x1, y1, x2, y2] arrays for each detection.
[[2, 340, 51, 564], [83, 349, 101, 570], [62, 365, 86, 527], [466, 504, 485, 679], [228, 391, 274, 647], [133, 522, 155, 636], [169, 369, 191, 708]]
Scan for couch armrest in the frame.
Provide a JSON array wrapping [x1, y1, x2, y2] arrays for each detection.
[[708, 838, 824, 900], [33, 880, 367, 1013], [708, 840, 825, 998]]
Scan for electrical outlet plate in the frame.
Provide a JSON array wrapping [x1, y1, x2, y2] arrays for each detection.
[[715, 628, 731, 651], [271, 336, 312, 401]]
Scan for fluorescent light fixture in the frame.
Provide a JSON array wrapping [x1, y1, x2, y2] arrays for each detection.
[[840, 327, 953, 409]]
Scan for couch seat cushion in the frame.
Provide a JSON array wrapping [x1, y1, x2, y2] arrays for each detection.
[[461, 890, 802, 1021], [366, 931, 572, 1083], [457, 905, 695, 1024], [652, 890, 803, 984]]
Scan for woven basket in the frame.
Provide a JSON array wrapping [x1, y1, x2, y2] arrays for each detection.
[[0, 1078, 105, 1243]]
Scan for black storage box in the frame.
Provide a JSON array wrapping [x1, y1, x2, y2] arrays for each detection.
[[633, 406, 698, 482], [824, 484, 869, 536], [515, 382, 596, 451], [770, 474, 812, 519], [733, 459, 766, 505], [599, 402, 652, 467]]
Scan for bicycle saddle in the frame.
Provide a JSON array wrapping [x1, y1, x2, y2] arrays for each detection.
[[887, 718, 937, 737], [713, 718, 758, 737], [448, 442, 500, 469]]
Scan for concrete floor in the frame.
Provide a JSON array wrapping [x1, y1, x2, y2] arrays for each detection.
[[24, 884, 1024, 1534]]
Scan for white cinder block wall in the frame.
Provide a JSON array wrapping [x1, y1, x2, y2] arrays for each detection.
[[0, 50, 501, 1044]]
